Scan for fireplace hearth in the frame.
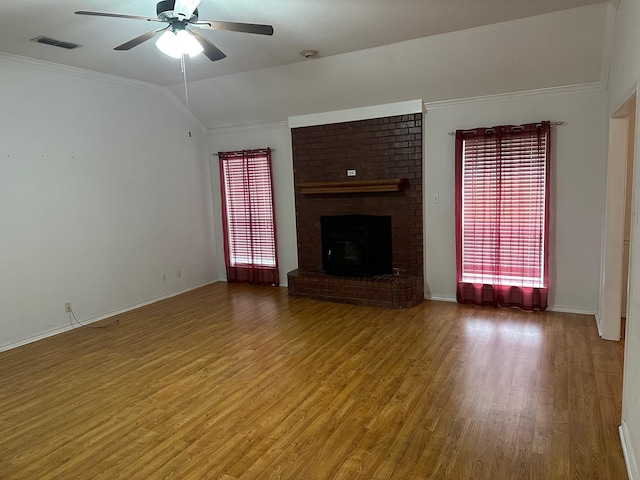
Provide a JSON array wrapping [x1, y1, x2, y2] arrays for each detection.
[[287, 269, 423, 309]]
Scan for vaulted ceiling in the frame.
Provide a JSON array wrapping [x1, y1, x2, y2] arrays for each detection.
[[0, 0, 608, 87]]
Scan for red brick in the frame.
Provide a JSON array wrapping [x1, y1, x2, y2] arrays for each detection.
[[291, 113, 424, 279]]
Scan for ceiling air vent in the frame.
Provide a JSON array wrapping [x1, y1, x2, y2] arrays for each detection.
[[30, 36, 81, 50]]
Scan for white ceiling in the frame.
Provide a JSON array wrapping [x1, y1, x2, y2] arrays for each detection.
[[0, 0, 607, 87]]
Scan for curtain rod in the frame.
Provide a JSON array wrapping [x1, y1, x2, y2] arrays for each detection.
[[447, 121, 566, 136], [212, 148, 273, 156]]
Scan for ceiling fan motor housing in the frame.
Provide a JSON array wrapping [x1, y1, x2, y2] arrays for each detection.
[[156, 0, 198, 22]]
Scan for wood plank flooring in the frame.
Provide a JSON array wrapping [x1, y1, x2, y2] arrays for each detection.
[[0, 283, 626, 479]]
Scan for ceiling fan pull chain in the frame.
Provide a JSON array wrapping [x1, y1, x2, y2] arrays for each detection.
[[181, 53, 189, 109]]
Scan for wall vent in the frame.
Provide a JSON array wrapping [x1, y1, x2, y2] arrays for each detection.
[[30, 36, 81, 50]]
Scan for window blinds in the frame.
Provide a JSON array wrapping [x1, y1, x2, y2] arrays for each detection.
[[219, 148, 279, 286], [459, 124, 549, 288]]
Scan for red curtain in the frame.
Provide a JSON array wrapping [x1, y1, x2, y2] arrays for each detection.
[[455, 122, 550, 311], [219, 148, 279, 286]]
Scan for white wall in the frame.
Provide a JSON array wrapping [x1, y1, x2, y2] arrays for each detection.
[[424, 85, 609, 313], [205, 86, 609, 312], [0, 55, 217, 350], [207, 123, 297, 285], [172, 4, 608, 130], [607, 0, 640, 477], [196, 5, 611, 302], [608, 0, 640, 112]]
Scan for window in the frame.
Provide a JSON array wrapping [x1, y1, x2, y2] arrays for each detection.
[[455, 122, 550, 310], [219, 148, 279, 286]]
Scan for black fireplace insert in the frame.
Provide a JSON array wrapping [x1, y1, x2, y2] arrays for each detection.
[[321, 214, 392, 277]]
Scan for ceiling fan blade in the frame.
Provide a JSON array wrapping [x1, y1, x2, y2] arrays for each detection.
[[189, 29, 227, 61], [191, 21, 274, 36], [114, 27, 169, 51], [173, 0, 202, 19], [75, 11, 163, 23]]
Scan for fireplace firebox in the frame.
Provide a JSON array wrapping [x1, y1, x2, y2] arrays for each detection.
[[321, 214, 392, 277]]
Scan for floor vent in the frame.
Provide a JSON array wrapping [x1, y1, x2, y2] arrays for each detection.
[[30, 36, 81, 50]]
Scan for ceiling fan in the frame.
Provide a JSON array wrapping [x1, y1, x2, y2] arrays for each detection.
[[75, 0, 274, 61]]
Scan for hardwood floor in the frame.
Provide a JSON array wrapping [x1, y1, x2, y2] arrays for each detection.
[[0, 283, 626, 479]]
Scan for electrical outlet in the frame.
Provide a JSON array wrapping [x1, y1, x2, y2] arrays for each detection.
[[162, 274, 167, 282], [65, 302, 71, 313]]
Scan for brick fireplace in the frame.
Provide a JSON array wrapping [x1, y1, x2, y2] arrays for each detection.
[[287, 111, 424, 308]]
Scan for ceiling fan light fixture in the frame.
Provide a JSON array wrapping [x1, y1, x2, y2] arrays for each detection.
[[156, 30, 181, 58], [177, 29, 204, 57], [155, 29, 203, 59]]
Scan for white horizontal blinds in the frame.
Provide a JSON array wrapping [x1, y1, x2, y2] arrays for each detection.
[[221, 150, 277, 268], [461, 125, 548, 288]]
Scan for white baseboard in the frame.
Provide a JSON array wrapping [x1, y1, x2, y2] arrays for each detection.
[[0, 280, 218, 353], [595, 311, 605, 337], [423, 294, 597, 316], [424, 295, 456, 303], [0, 324, 77, 353], [620, 421, 639, 480], [218, 277, 288, 287], [547, 305, 597, 315]]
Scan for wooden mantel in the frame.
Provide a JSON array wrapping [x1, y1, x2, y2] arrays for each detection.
[[297, 178, 408, 194]]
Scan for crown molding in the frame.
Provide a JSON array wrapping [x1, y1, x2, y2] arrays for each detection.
[[208, 121, 289, 136], [288, 99, 424, 129], [0, 52, 162, 92], [2, 52, 209, 132], [424, 83, 605, 111]]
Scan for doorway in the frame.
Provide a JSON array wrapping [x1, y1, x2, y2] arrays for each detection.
[[599, 93, 636, 341]]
